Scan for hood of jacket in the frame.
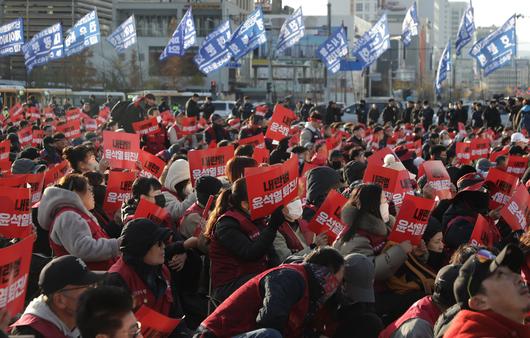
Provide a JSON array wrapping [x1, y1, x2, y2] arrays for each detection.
[[38, 186, 95, 231], [163, 159, 190, 193], [23, 295, 80, 338], [341, 204, 388, 237], [306, 166, 341, 206]]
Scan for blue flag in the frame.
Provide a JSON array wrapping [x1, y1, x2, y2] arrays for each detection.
[[64, 10, 100, 57], [227, 7, 267, 61], [0, 18, 24, 56], [160, 8, 196, 60], [193, 21, 232, 74], [316, 26, 348, 74], [107, 15, 137, 54], [455, 3, 475, 55], [469, 15, 515, 76], [402, 1, 418, 47], [351, 14, 390, 69], [276, 7, 304, 53], [435, 42, 451, 95], [22, 23, 64, 73]]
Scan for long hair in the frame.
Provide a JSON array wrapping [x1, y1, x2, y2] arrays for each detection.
[[204, 178, 248, 239], [340, 183, 383, 242], [225, 156, 257, 184]]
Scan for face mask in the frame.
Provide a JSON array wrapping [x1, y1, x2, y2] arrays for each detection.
[[184, 184, 193, 196], [88, 159, 99, 172], [442, 139, 451, 146], [156, 115, 162, 124], [154, 194, 166, 208], [380, 202, 390, 223], [286, 199, 303, 220]]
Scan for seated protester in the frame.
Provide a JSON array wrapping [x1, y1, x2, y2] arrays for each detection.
[[76, 286, 140, 338], [161, 159, 197, 222], [203, 178, 288, 303], [205, 114, 231, 146], [311, 141, 328, 165], [443, 244, 530, 337], [300, 112, 323, 146], [234, 144, 254, 157], [11, 256, 104, 338], [179, 176, 223, 239], [40, 136, 62, 165], [225, 156, 258, 184], [302, 166, 341, 224], [269, 137, 291, 164], [121, 177, 169, 226], [38, 174, 119, 270], [142, 107, 170, 155], [346, 125, 367, 150], [63, 145, 98, 174], [195, 248, 345, 338], [11, 158, 47, 175], [379, 264, 461, 338], [239, 114, 265, 140], [84, 172, 121, 239], [334, 254, 384, 338], [423, 220, 445, 272], [328, 149, 346, 172]]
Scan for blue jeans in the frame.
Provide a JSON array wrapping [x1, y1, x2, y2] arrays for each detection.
[[233, 328, 282, 338]]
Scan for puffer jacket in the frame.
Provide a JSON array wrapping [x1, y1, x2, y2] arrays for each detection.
[[162, 163, 197, 222], [333, 205, 407, 281], [38, 186, 119, 263], [273, 223, 312, 263]]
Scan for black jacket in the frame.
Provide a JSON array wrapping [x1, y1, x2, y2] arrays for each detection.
[[403, 107, 413, 123], [421, 107, 434, 127], [382, 106, 398, 124], [300, 103, 314, 121], [483, 106, 501, 128], [186, 98, 201, 118], [122, 100, 149, 133], [201, 102, 215, 120]]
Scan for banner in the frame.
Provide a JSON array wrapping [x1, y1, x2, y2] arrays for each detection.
[[102, 131, 140, 170], [180, 117, 198, 135], [0, 18, 24, 56], [103, 171, 136, 216], [252, 147, 270, 164], [435, 41, 451, 95], [499, 184, 530, 231], [388, 194, 435, 245], [239, 133, 266, 149], [0, 160, 10, 175], [276, 7, 304, 53], [32, 129, 44, 148], [316, 25, 348, 74], [485, 168, 519, 208], [193, 20, 232, 74], [56, 120, 82, 139], [28, 107, 40, 121], [0, 187, 32, 238], [422, 160, 452, 200], [160, 8, 195, 60], [132, 117, 160, 136], [245, 157, 298, 220], [455, 3, 475, 55], [22, 23, 64, 73], [506, 156, 528, 178], [84, 118, 97, 132], [265, 105, 297, 142], [469, 138, 489, 160], [134, 198, 171, 227], [469, 214, 495, 247], [64, 10, 100, 57], [66, 108, 81, 121], [17, 126, 32, 149], [139, 150, 166, 178], [0, 235, 33, 315], [402, 1, 418, 47], [363, 164, 414, 209], [227, 7, 266, 61], [43, 160, 69, 187], [456, 142, 471, 164], [307, 190, 348, 243], [135, 305, 181, 337], [0, 140, 10, 160], [351, 14, 390, 69], [188, 146, 234, 185], [107, 15, 137, 54]]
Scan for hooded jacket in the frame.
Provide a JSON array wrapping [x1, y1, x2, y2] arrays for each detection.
[[162, 160, 197, 221], [305, 166, 341, 207], [38, 187, 119, 264], [442, 310, 530, 338]]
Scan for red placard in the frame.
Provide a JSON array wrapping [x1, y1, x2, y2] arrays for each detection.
[[265, 105, 297, 142], [239, 133, 266, 149], [245, 157, 299, 220], [469, 138, 490, 160], [26, 173, 45, 204], [17, 126, 33, 149], [56, 120, 82, 139], [388, 194, 436, 245], [325, 134, 342, 151], [421, 160, 452, 200], [180, 117, 198, 135], [367, 147, 396, 167], [0, 187, 33, 238], [28, 107, 40, 121], [84, 118, 98, 132], [307, 190, 348, 243], [499, 184, 530, 231], [405, 139, 422, 157], [252, 147, 270, 164], [490, 148, 509, 162], [455, 142, 471, 165], [0, 235, 33, 315], [103, 171, 136, 216], [135, 305, 181, 337], [469, 214, 496, 248], [506, 156, 528, 178], [485, 168, 519, 208], [102, 131, 140, 170], [139, 150, 166, 178], [66, 108, 81, 121], [132, 117, 161, 136], [43, 161, 69, 187], [31, 129, 44, 147], [0, 140, 10, 160], [99, 106, 110, 119], [188, 146, 234, 186], [363, 164, 414, 209], [161, 110, 176, 124], [134, 198, 171, 226], [0, 160, 11, 175]]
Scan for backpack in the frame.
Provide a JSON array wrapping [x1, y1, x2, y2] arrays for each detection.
[[110, 100, 132, 124]]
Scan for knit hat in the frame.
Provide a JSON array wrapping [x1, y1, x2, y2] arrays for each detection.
[[432, 264, 461, 308], [422, 217, 443, 243], [306, 166, 341, 205], [343, 161, 366, 185], [196, 176, 223, 206], [11, 158, 47, 174], [120, 218, 171, 258], [163, 159, 190, 192], [342, 253, 375, 303]]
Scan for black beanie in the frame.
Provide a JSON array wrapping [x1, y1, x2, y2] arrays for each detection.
[[120, 218, 171, 258], [422, 217, 443, 243], [343, 161, 366, 185], [195, 176, 223, 206]]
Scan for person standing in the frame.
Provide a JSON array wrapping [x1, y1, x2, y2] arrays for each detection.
[[185, 94, 201, 118], [421, 100, 434, 129], [368, 104, 381, 124], [201, 96, 215, 120], [325, 101, 341, 125], [403, 101, 414, 124], [382, 99, 399, 125], [483, 100, 501, 129], [357, 100, 368, 124], [299, 97, 314, 121]]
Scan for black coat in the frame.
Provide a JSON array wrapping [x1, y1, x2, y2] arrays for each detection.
[[300, 103, 314, 121], [185, 98, 201, 118], [122, 101, 149, 133], [382, 106, 398, 124], [483, 106, 501, 128], [201, 102, 215, 120], [421, 107, 434, 128]]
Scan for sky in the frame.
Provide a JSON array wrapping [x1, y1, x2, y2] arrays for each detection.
[[282, 0, 530, 52]]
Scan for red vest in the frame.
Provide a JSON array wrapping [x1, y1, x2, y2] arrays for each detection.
[[143, 125, 168, 155], [11, 313, 69, 338], [202, 264, 310, 338], [108, 257, 173, 315], [378, 296, 441, 338], [50, 207, 116, 271], [179, 202, 204, 225], [209, 209, 267, 288]]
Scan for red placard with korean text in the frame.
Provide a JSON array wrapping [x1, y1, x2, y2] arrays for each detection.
[[470, 214, 496, 248], [139, 150, 166, 178], [388, 194, 435, 245], [32, 129, 44, 148], [26, 173, 45, 205], [239, 133, 266, 149], [265, 105, 297, 142], [0, 160, 11, 175], [161, 110, 176, 124], [307, 190, 348, 243], [363, 164, 414, 209], [506, 156, 528, 178], [66, 108, 81, 121], [134, 199, 171, 227], [490, 148, 509, 162], [132, 117, 161, 136], [0, 140, 10, 160], [180, 117, 198, 135], [188, 146, 234, 186], [252, 147, 270, 164], [485, 168, 519, 208], [245, 157, 299, 220], [56, 120, 82, 139], [469, 138, 490, 160], [499, 184, 530, 231], [135, 305, 181, 337], [17, 126, 32, 149], [103, 171, 136, 216], [422, 160, 452, 200], [0, 187, 32, 238], [43, 161, 69, 187], [456, 142, 471, 165], [102, 131, 140, 170], [367, 147, 396, 167], [0, 235, 33, 315], [84, 118, 98, 132]]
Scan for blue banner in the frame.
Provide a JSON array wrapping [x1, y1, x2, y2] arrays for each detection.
[[316, 26, 348, 74], [455, 3, 475, 55], [193, 20, 232, 74], [160, 8, 196, 60], [22, 23, 64, 73], [470, 15, 515, 76], [0, 18, 24, 56], [402, 1, 418, 47], [107, 15, 137, 54], [227, 7, 267, 61], [64, 10, 100, 57], [276, 7, 304, 53], [435, 42, 451, 95], [351, 14, 390, 69]]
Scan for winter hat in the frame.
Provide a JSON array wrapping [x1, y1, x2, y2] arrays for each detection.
[[342, 253, 375, 303], [422, 217, 443, 244], [475, 158, 495, 172], [383, 154, 416, 179], [432, 264, 461, 309], [196, 176, 223, 206], [120, 218, 171, 258], [306, 166, 341, 205], [164, 159, 190, 192], [11, 158, 46, 174], [343, 161, 366, 185]]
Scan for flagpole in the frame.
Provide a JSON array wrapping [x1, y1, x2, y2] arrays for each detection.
[[135, 42, 144, 91], [99, 40, 107, 92]]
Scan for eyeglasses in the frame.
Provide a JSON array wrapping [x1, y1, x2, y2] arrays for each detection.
[[129, 321, 142, 338], [467, 249, 496, 298]]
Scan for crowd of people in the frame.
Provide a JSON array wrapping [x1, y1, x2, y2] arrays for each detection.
[[0, 92, 529, 338]]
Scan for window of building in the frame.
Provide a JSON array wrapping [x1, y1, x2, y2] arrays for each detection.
[[356, 3, 363, 12]]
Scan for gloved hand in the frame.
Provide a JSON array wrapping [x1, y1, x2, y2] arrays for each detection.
[[268, 205, 286, 231]]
